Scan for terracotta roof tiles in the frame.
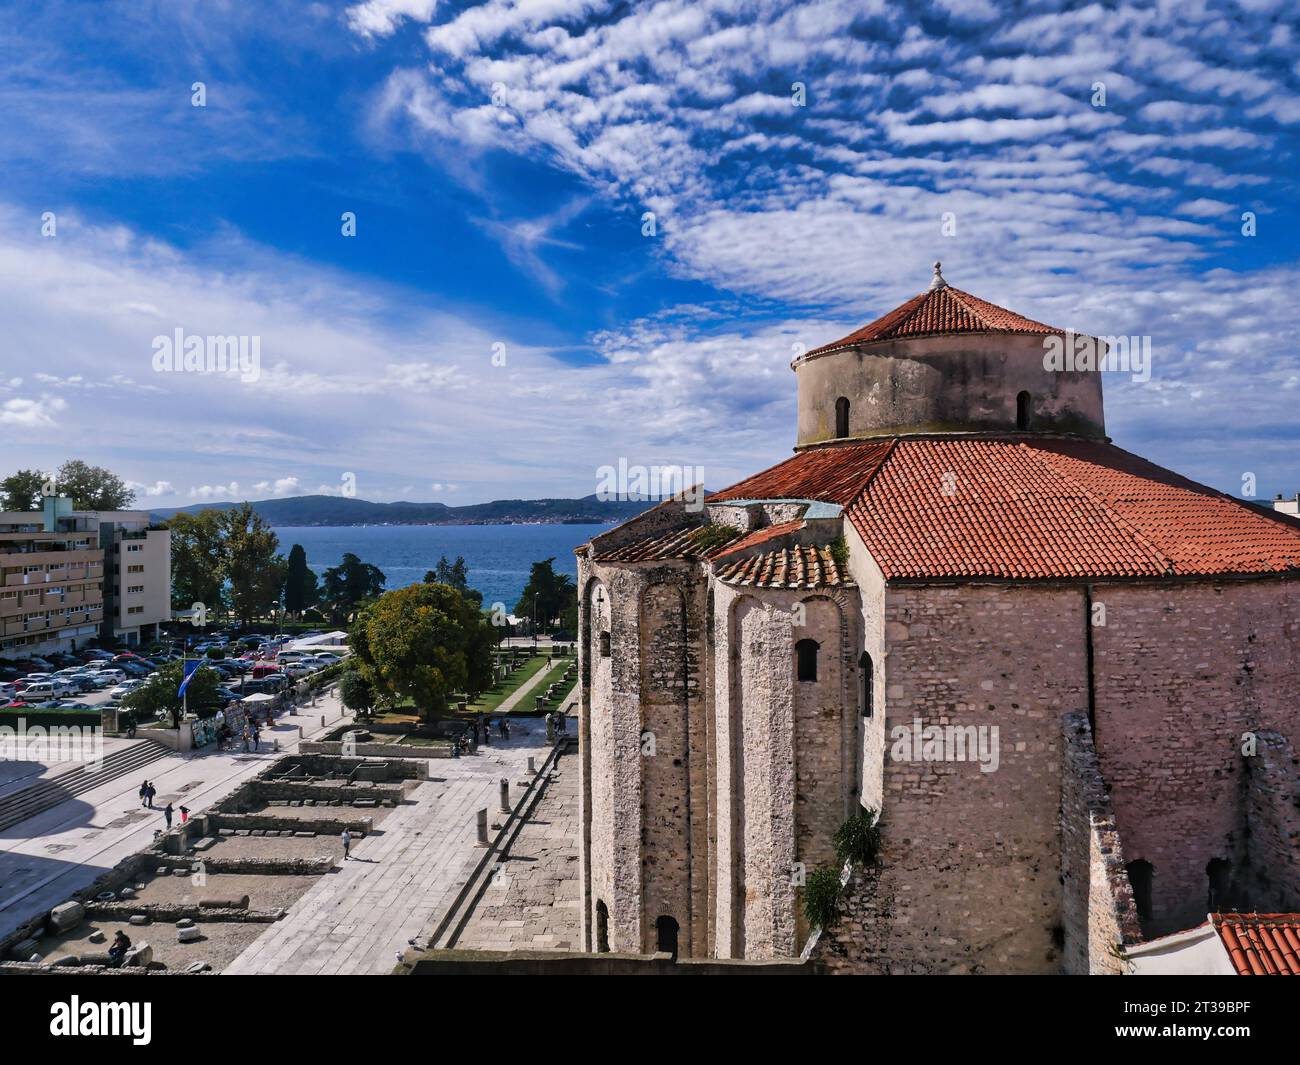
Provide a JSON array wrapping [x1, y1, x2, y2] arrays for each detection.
[[714, 544, 853, 589], [1213, 914, 1300, 976], [806, 285, 1059, 358]]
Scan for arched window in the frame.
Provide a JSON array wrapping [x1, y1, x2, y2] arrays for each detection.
[[1126, 859, 1154, 922], [595, 900, 610, 953], [796, 638, 819, 682], [859, 651, 874, 718], [1016, 390, 1032, 430], [655, 915, 680, 960], [1206, 858, 1232, 910], [599, 631, 611, 658], [835, 396, 850, 438]]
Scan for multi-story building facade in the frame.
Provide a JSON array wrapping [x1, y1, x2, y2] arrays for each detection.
[[0, 501, 104, 657], [0, 497, 171, 657]]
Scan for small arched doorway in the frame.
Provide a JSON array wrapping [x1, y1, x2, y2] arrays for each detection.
[[595, 900, 610, 953], [834, 396, 850, 438], [1126, 859, 1154, 924], [655, 915, 680, 960], [1206, 858, 1232, 910], [859, 651, 874, 717], [1016, 390, 1032, 430], [795, 638, 819, 682]]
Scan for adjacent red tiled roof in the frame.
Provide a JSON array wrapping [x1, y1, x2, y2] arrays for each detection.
[[1213, 914, 1300, 976], [713, 519, 805, 557], [709, 440, 893, 505], [704, 437, 1300, 580], [849, 438, 1300, 579], [806, 285, 1059, 358], [714, 545, 854, 588], [594, 523, 742, 563]]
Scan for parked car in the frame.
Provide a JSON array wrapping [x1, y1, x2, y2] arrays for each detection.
[[92, 669, 127, 685], [109, 681, 144, 698], [14, 673, 53, 689], [22, 680, 71, 699]]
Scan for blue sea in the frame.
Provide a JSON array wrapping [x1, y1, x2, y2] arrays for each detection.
[[272, 524, 604, 610]]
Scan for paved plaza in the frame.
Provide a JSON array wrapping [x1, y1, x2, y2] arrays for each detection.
[[223, 719, 555, 974]]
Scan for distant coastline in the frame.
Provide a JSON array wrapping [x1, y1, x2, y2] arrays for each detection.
[[149, 493, 661, 528]]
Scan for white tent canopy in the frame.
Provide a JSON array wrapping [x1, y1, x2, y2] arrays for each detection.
[[240, 692, 276, 703]]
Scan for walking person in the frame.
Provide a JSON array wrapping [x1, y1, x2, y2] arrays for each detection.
[[139, 780, 148, 808], [146, 783, 156, 809], [242, 725, 250, 752], [163, 803, 173, 830], [499, 717, 510, 740], [179, 805, 190, 824], [252, 721, 261, 749], [341, 829, 351, 861]]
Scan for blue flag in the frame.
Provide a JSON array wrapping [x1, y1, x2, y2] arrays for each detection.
[[178, 658, 201, 698]]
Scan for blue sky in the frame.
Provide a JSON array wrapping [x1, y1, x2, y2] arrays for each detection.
[[1, 0, 1297, 507]]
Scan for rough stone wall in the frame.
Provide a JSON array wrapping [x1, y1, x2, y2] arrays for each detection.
[[866, 583, 1085, 973], [795, 332, 1106, 446], [637, 574, 709, 955], [792, 594, 852, 945], [1089, 579, 1300, 936], [707, 581, 859, 959], [1060, 711, 1143, 974], [1242, 728, 1300, 913], [845, 524, 887, 812]]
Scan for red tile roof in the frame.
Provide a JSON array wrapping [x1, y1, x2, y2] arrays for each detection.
[[806, 285, 1059, 358], [707, 437, 1300, 580], [709, 440, 894, 506], [714, 544, 853, 588], [1213, 914, 1300, 976], [594, 522, 742, 563]]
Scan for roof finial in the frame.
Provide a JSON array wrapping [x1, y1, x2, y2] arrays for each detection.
[[929, 260, 947, 291]]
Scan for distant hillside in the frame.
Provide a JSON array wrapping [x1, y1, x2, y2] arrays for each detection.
[[149, 493, 661, 527]]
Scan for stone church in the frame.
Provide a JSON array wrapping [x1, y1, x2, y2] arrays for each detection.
[[574, 265, 1300, 974]]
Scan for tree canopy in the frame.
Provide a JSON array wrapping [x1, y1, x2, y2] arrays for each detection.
[[0, 469, 45, 511], [514, 557, 575, 632], [321, 551, 386, 623], [54, 460, 136, 510], [284, 543, 319, 616], [350, 582, 494, 722], [122, 659, 223, 729]]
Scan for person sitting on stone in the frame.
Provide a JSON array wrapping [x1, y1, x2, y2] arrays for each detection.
[[107, 930, 131, 968]]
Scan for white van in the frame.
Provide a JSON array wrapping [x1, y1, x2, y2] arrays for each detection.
[[23, 680, 67, 699]]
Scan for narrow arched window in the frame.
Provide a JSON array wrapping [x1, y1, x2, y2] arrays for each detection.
[[599, 631, 611, 658], [1016, 390, 1031, 430], [595, 900, 610, 952], [796, 638, 819, 682], [1126, 859, 1154, 922], [655, 915, 679, 960], [835, 396, 850, 438], [1206, 858, 1232, 910], [859, 651, 873, 718]]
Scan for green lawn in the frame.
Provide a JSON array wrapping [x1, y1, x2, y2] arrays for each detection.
[[509, 667, 578, 714], [373, 653, 551, 720]]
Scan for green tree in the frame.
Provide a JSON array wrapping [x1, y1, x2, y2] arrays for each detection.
[[424, 554, 482, 607], [223, 502, 285, 626], [339, 666, 377, 721], [284, 543, 319, 616], [513, 557, 574, 632], [0, 469, 46, 511], [322, 552, 386, 623], [351, 583, 494, 722], [164, 510, 227, 612], [122, 659, 222, 729], [55, 459, 135, 510]]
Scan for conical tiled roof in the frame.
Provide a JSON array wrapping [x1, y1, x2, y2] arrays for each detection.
[[805, 266, 1060, 358]]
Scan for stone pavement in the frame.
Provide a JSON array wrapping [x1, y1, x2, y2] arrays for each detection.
[[450, 746, 581, 952], [0, 689, 353, 940], [222, 719, 554, 975]]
